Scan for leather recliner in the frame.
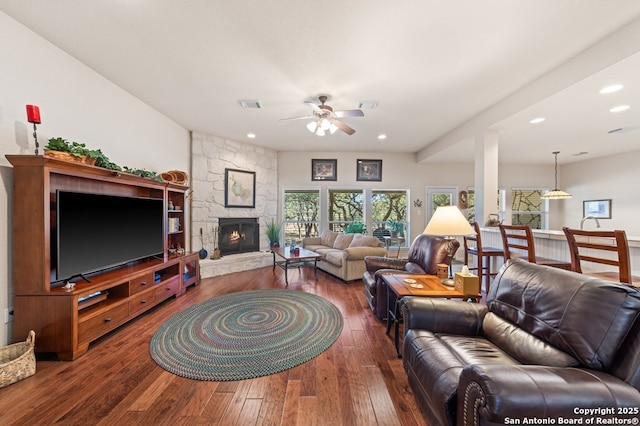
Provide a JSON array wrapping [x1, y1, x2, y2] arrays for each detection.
[[401, 258, 640, 425], [363, 234, 460, 320]]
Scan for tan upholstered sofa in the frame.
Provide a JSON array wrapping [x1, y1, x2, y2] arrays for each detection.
[[302, 230, 386, 282]]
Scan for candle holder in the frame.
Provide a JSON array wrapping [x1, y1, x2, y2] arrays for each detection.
[[31, 122, 40, 155], [26, 105, 41, 155]]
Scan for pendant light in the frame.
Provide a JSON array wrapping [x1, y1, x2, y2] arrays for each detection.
[[541, 151, 572, 199]]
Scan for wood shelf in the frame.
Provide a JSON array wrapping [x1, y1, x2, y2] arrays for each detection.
[[6, 155, 200, 360]]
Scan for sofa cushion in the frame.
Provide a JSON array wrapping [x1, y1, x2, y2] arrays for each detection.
[[323, 250, 344, 267], [349, 234, 381, 248], [333, 233, 354, 250], [303, 244, 329, 253], [320, 230, 339, 248], [482, 313, 580, 367], [489, 258, 640, 370]]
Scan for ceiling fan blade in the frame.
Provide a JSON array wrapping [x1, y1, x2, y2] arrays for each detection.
[[279, 115, 314, 121], [331, 119, 356, 135], [305, 102, 323, 113], [334, 109, 364, 118]]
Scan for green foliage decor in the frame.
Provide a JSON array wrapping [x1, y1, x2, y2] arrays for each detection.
[[45, 137, 162, 180], [388, 220, 404, 236], [343, 222, 366, 234]]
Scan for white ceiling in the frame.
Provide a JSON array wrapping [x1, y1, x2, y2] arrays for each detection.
[[2, 1, 640, 165]]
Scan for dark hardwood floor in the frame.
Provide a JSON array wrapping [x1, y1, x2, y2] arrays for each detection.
[[0, 265, 428, 425]]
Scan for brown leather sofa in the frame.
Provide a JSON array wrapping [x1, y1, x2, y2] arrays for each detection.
[[401, 258, 640, 425], [363, 234, 459, 320]]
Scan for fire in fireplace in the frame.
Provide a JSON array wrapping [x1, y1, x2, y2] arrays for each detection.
[[218, 218, 260, 256]]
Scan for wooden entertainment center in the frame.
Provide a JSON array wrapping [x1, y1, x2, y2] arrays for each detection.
[[6, 155, 200, 360]]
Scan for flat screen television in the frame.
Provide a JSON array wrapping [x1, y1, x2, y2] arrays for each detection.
[[55, 190, 164, 283]]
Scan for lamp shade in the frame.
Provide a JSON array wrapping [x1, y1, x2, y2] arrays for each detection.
[[423, 206, 475, 236]]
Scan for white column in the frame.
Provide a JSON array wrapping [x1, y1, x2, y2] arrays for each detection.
[[474, 130, 499, 226]]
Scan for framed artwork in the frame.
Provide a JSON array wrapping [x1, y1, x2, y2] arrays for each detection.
[[225, 168, 256, 208], [356, 159, 382, 181], [311, 159, 337, 181], [583, 199, 611, 219]]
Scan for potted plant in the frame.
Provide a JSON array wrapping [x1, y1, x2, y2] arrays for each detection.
[[388, 220, 404, 238], [343, 221, 366, 234], [266, 219, 282, 248]]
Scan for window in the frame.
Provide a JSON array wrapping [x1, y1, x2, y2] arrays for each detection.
[[467, 189, 506, 224], [328, 189, 364, 232], [284, 189, 320, 241], [511, 188, 548, 229], [371, 189, 408, 244], [426, 187, 455, 223]]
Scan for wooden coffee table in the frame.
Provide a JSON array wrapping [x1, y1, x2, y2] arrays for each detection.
[[271, 246, 321, 285], [382, 273, 480, 357]]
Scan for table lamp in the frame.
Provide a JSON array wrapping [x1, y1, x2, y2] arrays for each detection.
[[423, 205, 475, 286]]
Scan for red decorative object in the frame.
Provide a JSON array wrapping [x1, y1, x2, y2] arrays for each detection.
[[26, 105, 41, 124]]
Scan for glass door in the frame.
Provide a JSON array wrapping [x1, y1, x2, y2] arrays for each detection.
[[426, 187, 456, 223]]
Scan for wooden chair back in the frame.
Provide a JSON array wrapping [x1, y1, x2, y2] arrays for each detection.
[[562, 227, 633, 284], [498, 224, 536, 262], [463, 222, 482, 253]]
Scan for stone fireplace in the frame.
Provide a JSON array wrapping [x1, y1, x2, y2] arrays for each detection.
[[218, 218, 260, 256]]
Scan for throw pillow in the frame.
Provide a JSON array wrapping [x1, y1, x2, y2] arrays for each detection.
[[320, 230, 339, 247], [333, 233, 354, 250], [349, 234, 380, 248]]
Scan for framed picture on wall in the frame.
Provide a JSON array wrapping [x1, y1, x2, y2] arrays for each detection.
[[583, 199, 611, 219], [311, 159, 337, 181], [225, 168, 256, 208], [356, 159, 382, 181]]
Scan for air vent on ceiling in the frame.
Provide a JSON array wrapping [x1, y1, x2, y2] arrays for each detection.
[[358, 100, 379, 109], [608, 126, 639, 134], [238, 99, 262, 109]]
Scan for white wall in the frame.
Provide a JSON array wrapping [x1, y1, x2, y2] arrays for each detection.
[[0, 12, 190, 346], [561, 150, 640, 237]]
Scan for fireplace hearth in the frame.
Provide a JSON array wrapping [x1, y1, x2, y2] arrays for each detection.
[[218, 218, 260, 256]]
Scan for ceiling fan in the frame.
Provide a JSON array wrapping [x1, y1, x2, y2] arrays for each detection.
[[280, 95, 364, 136]]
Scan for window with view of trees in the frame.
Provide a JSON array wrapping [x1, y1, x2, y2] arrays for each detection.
[[511, 188, 548, 229], [283, 189, 320, 242], [328, 189, 364, 232], [371, 190, 408, 243]]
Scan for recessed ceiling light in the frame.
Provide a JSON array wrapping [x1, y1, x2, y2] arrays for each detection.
[[378, 134, 387, 140], [247, 133, 256, 138], [599, 84, 623, 94], [529, 117, 545, 124], [610, 105, 630, 113], [238, 99, 262, 108]]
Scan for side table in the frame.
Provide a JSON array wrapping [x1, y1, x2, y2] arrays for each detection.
[[382, 273, 480, 357]]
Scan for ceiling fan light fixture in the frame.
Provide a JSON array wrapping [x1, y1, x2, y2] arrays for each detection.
[[315, 127, 325, 136], [540, 151, 572, 200], [320, 118, 331, 130], [329, 123, 338, 134], [307, 121, 318, 133]]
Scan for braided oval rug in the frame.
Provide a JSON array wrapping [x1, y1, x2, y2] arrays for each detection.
[[150, 289, 343, 381]]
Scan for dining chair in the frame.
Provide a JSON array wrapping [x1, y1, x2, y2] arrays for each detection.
[[562, 227, 639, 285], [463, 222, 504, 294], [499, 224, 572, 270]]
